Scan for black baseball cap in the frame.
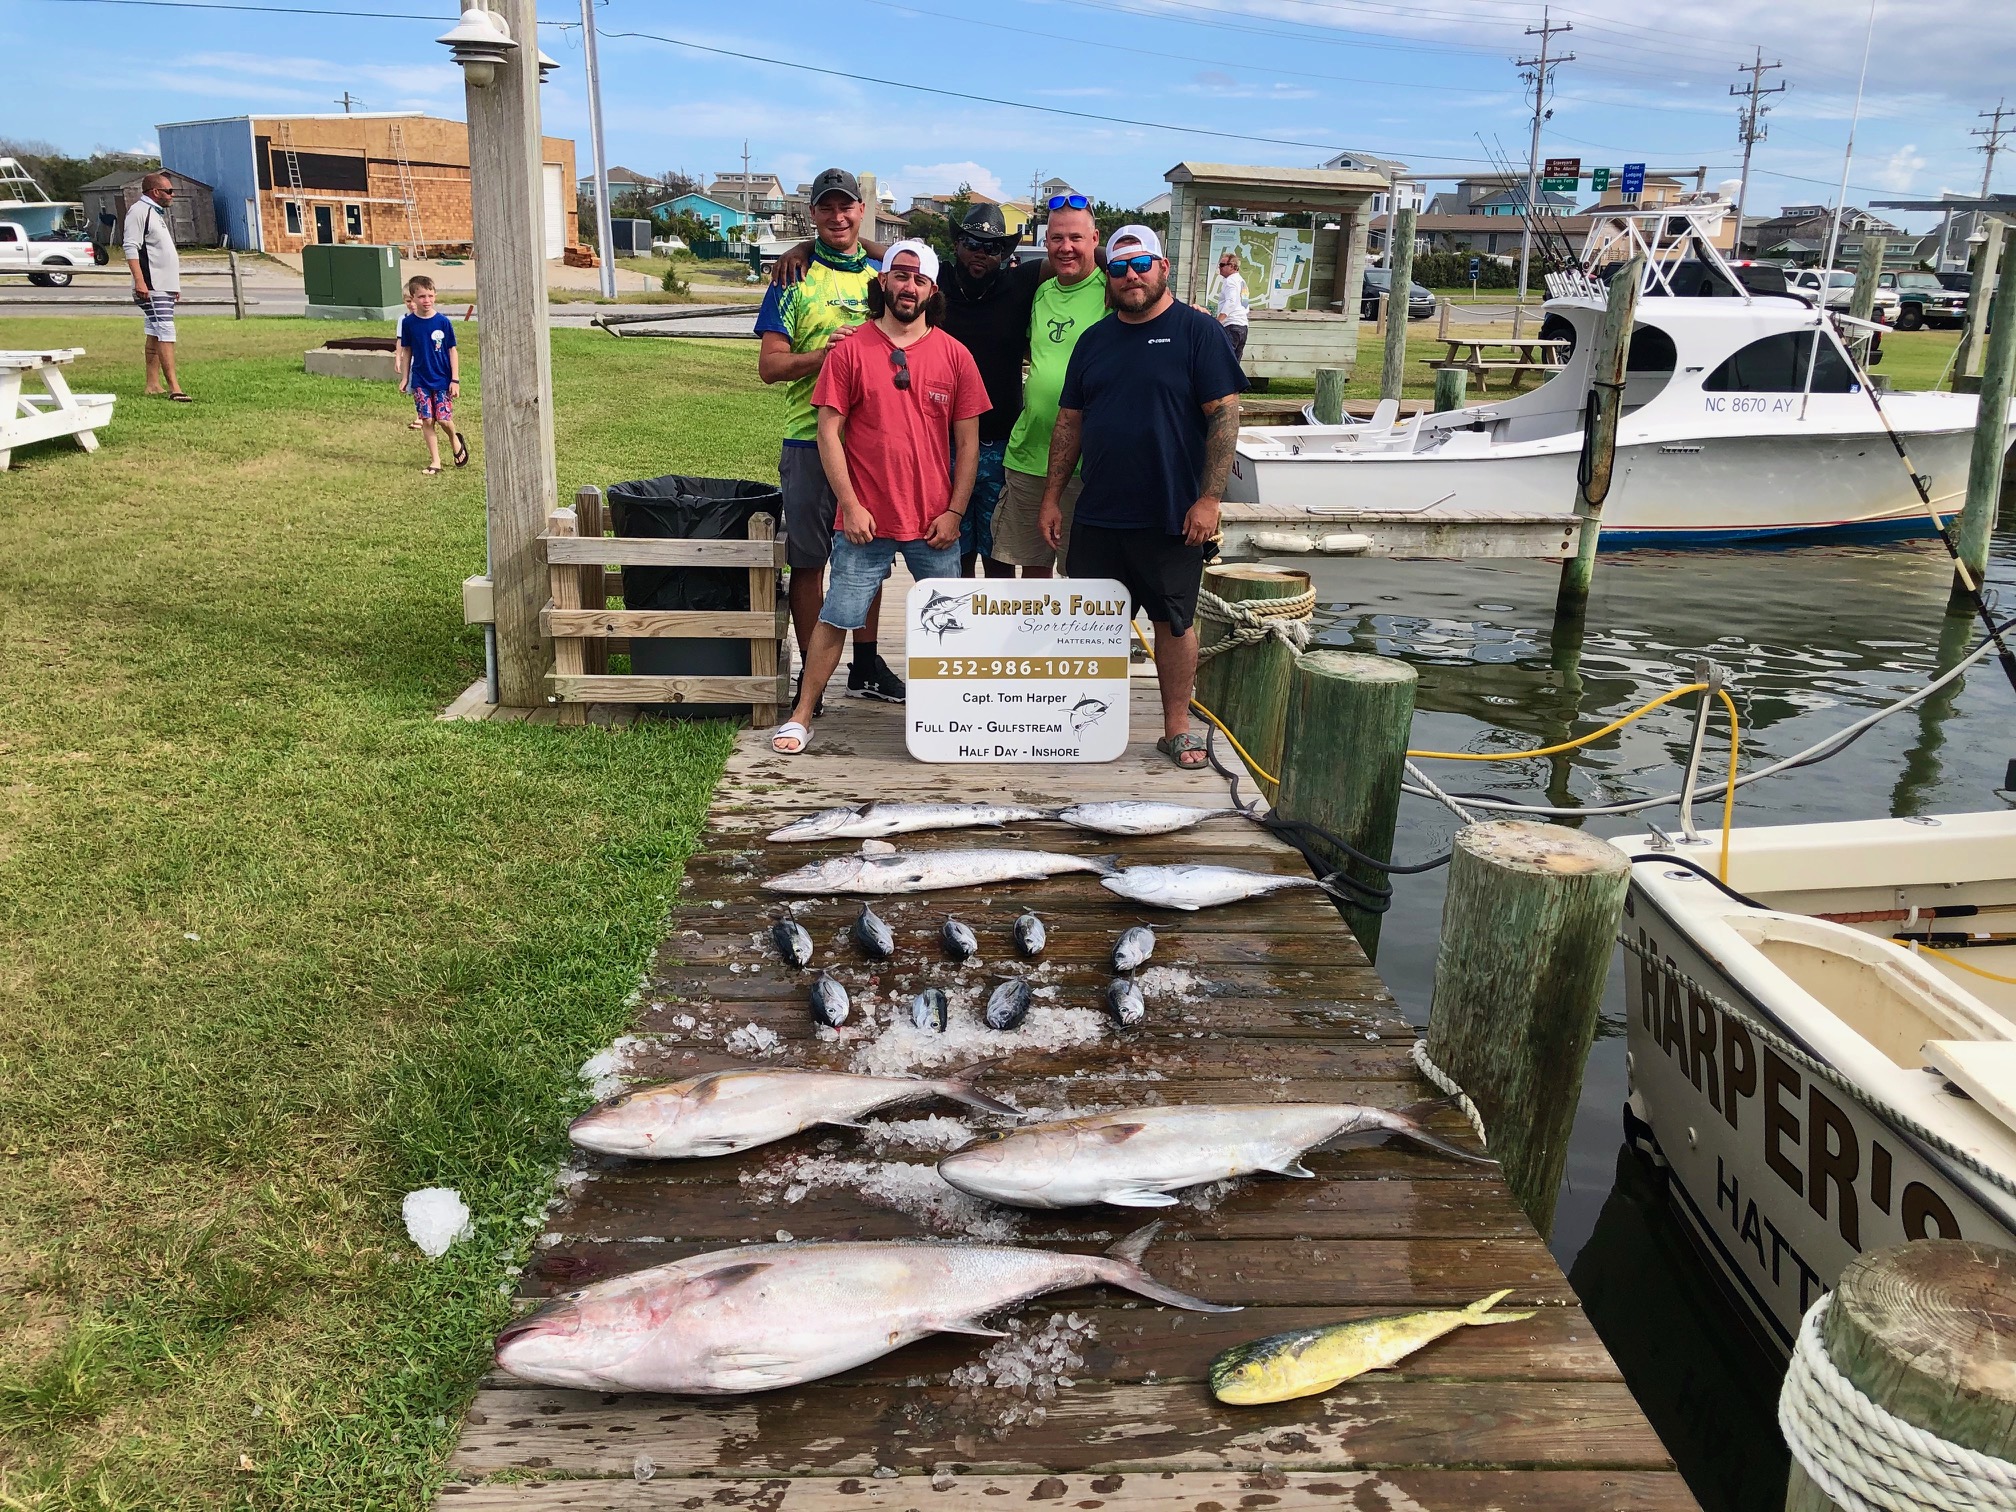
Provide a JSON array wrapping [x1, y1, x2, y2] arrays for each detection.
[[809, 168, 862, 206]]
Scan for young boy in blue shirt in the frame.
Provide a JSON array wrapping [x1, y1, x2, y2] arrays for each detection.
[[395, 276, 467, 474]]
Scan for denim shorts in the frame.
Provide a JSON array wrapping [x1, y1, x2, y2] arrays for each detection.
[[820, 535, 962, 631], [959, 440, 1008, 561]]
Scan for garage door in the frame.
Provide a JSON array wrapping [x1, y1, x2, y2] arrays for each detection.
[[543, 163, 564, 259]]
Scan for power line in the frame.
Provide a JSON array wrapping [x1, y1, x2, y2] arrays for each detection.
[[1729, 49, 1787, 244], [1515, 5, 1572, 302], [1975, 98, 2014, 198]]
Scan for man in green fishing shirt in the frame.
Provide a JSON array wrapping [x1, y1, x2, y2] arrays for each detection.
[[755, 168, 905, 703]]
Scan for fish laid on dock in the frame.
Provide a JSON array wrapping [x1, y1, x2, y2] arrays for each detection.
[[936, 1102, 1492, 1209], [852, 902, 895, 960], [764, 849, 1116, 896], [809, 972, 850, 1028], [1112, 925, 1156, 972], [1101, 864, 1333, 911], [1209, 1290, 1537, 1404], [941, 918, 979, 960], [1012, 911, 1046, 958], [767, 802, 1050, 842], [911, 987, 949, 1032], [1105, 977, 1146, 1028], [770, 919, 813, 969], [568, 1067, 1019, 1158], [493, 1223, 1237, 1393], [1055, 801, 1242, 836], [984, 977, 1031, 1031]]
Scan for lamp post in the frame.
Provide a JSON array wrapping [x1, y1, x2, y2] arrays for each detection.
[[439, 0, 559, 709]]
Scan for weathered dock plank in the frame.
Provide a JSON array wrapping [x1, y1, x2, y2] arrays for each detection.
[[439, 569, 1689, 1507]]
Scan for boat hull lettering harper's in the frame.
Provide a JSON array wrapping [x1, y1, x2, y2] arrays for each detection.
[[1612, 813, 2016, 1354]]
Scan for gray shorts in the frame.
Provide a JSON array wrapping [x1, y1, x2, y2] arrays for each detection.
[[137, 289, 178, 342], [779, 442, 839, 570], [990, 467, 1082, 571]]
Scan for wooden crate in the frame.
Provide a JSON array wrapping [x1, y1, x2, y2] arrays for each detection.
[[540, 484, 790, 726]]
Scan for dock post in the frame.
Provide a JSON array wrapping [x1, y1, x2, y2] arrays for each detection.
[[1954, 220, 2006, 387], [1947, 223, 2016, 615], [1313, 367, 1347, 426], [1436, 297, 1450, 341], [1433, 367, 1467, 413], [1425, 821, 1629, 1235], [1379, 208, 1417, 403], [228, 247, 246, 320], [1275, 651, 1416, 963], [1373, 292, 1388, 338], [1847, 235, 1884, 324], [1193, 564, 1310, 794], [1782, 1239, 2016, 1512], [1553, 254, 1646, 623], [1511, 305, 1526, 341]]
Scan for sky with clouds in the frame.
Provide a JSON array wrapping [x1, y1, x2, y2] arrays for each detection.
[[4, 0, 2012, 230]]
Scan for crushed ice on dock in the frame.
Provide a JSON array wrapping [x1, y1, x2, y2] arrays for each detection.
[[738, 1152, 1020, 1240]]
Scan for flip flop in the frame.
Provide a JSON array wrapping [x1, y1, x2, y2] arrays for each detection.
[[421, 465, 443, 476], [452, 432, 470, 467], [167, 391, 193, 403], [771, 720, 813, 755], [1156, 732, 1208, 769], [408, 418, 424, 430]]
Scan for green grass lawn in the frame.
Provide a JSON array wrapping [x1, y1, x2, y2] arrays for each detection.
[[0, 319, 784, 1508]]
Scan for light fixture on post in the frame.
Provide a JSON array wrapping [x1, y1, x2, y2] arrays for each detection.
[[437, 3, 517, 89], [537, 48, 560, 83]]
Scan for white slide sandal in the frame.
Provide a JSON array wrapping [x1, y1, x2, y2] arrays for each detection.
[[772, 720, 814, 755]]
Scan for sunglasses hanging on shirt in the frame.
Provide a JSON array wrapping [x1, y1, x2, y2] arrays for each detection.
[[888, 347, 911, 391]]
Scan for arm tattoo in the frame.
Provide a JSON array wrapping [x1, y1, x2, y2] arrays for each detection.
[[1045, 407, 1085, 495], [1199, 396, 1241, 501]]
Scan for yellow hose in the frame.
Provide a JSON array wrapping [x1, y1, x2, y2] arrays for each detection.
[[1406, 682, 1710, 760], [1912, 941, 2016, 986]]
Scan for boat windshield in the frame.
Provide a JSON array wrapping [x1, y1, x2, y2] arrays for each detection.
[[1703, 330, 1859, 393]]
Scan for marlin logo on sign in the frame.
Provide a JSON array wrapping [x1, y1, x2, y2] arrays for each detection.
[[919, 590, 974, 643]]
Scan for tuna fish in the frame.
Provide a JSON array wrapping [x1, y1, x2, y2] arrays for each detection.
[[852, 902, 895, 960], [1012, 911, 1046, 959], [771, 919, 814, 969], [568, 1067, 1020, 1158], [910, 987, 950, 1032], [1112, 925, 1156, 972], [1105, 977, 1146, 1029], [809, 972, 850, 1028], [765, 849, 1116, 896], [984, 977, 1031, 1031], [1101, 864, 1333, 911], [1209, 1291, 1536, 1405], [1054, 802, 1241, 836], [766, 802, 1050, 843], [936, 1101, 1493, 1209], [493, 1223, 1236, 1394], [941, 918, 979, 961]]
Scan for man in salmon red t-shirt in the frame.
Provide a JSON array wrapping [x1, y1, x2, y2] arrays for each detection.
[[772, 240, 990, 753]]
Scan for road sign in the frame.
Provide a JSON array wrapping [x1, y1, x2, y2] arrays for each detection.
[[1621, 162, 1646, 198], [1540, 177, 1579, 193], [1542, 157, 1581, 177], [1591, 167, 1612, 192], [905, 578, 1132, 762], [1467, 255, 1481, 281]]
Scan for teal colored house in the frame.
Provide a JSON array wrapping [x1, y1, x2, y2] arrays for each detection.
[[651, 191, 759, 235]]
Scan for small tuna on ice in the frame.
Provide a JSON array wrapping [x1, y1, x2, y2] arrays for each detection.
[[771, 919, 813, 969], [1012, 911, 1046, 959], [910, 987, 950, 1032], [852, 902, 895, 960], [1105, 977, 1146, 1029], [1112, 925, 1156, 972], [984, 977, 1031, 1031], [940, 918, 979, 961], [809, 972, 850, 1028]]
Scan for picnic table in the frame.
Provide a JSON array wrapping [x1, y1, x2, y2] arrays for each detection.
[[1, 348, 115, 470], [1428, 336, 1568, 391]]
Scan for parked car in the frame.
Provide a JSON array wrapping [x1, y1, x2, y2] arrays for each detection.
[[1782, 267, 1900, 322], [1876, 270, 1969, 330], [0, 220, 94, 286], [1360, 267, 1436, 321]]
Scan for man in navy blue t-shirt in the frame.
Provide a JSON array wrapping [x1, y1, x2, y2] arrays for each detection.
[[1038, 225, 1246, 769]]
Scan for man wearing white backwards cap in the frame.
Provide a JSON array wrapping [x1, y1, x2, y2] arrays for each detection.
[[772, 240, 991, 754], [1038, 224, 1247, 770]]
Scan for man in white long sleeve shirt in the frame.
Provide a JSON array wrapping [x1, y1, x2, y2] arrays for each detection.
[[1212, 250, 1250, 365], [124, 173, 188, 400]]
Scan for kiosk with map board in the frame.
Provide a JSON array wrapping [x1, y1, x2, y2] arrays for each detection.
[[905, 578, 1132, 762]]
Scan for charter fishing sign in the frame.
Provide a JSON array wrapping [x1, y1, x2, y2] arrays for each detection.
[[905, 578, 1131, 762]]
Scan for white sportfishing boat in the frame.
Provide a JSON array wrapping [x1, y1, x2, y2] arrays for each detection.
[[1225, 196, 2016, 546], [1613, 811, 2016, 1353], [0, 158, 79, 239]]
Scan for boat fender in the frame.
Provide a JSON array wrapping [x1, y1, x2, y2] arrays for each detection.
[[1248, 532, 1317, 554], [1316, 533, 1374, 555]]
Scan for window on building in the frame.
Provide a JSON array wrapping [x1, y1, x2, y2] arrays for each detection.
[[1702, 331, 1859, 393], [344, 204, 362, 237], [284, 201, 303, 237]]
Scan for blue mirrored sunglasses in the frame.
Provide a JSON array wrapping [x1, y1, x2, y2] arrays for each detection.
[[1106, 254, 1157, 277], [1046, 194, 1090, 211]]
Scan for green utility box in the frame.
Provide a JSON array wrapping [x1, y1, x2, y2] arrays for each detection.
[[303, 244, 405, 320]]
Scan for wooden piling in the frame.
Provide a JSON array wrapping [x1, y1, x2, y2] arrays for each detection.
[[1847, 235, 1885, 324], [1955, 221, 2006, 386], [1379, 208, 1417, 403], [1373, 291, 1388, 338], [1274, 651, 1417, 963], [227, 248, 246, 320], [1784, 1239, 2016, 1512], [1948, 223, 2016, 615], [1312, 366, 1347, 426], [1192, 563, 1310, 792], [1425, 821, 1630, 1236], [1433, 367, 1468, 413], [1553, 254, 1646, 622]]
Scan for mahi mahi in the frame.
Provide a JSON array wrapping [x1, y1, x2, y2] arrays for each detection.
[[1101, 864, 1333, 911], [936, 1102, 1493, 1209], [568, 1068, 1020, 1159], [1209, 1291, 1537, 1404], [767, 802, 1050, 842], [1054, 801, 1242, 836], [493, 1223, 1238, 1394], [766, 849, 1116, 896]]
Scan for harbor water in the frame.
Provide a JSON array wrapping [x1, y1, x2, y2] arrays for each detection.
[[1295, 522, 2016, 1512]]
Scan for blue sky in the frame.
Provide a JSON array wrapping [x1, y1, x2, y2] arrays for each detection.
[[5, 0, 2012, 232]]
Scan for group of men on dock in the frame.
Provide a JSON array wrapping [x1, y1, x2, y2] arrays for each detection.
[[756, 168, 1246, 767]]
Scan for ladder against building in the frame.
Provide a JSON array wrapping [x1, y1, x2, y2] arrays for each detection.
[[275, 120, 305, 242], [387, 120, 425, 257]]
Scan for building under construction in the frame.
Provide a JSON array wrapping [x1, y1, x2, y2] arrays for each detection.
[[156, 113, 578, 258]]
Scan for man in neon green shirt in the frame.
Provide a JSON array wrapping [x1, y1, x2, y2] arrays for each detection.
[[989, 199, 1106, 578], [755, 168, 903, 702]]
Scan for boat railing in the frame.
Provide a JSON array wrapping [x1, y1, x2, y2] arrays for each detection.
[[1577, 200, 1750, 304]]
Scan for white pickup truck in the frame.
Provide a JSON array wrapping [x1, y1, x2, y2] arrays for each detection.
[[0, 221, 95, 286]]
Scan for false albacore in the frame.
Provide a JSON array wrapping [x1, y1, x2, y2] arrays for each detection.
[[941, 918, 979, 961], [911, 987, 950, 1032], [1054, 802, 1241, 836], [936, 1102, 1492, 1209], [1101, 864, 1334, 911], [809, 972, 850, 1028], [766, 802, 1050, 843], [765, 849, 1117, 896], [984, 977, 1031, 1031], [493, 1223, 1236, 1394], [1105, 977, 1146, 1028], [853, 902, 895, 960], [771, 919, 813, 969], [1209, 1291, 1536, 1405], [567, 1067, 1017, 1158], [1112, 925, 1155, 972], [1012, 912, 1046, 958]]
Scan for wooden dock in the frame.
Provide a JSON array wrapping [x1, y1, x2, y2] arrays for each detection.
[[437, 598, 1692, 1510]]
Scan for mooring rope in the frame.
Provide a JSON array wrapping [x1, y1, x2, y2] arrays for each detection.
[[1192, 587, 1316, 664], [1779, 1295, 2016, 1512], [1410, 1036, 1489, 1150]]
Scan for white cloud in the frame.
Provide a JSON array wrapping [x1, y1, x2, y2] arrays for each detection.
[[887, 161, 1007, 203], [1873, 144, 1930, 191]]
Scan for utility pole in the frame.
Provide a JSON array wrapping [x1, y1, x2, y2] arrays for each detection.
[[1974, 98, 2014, 197], [580, 0, 616, 299], [336, 90, 362, 113], [741, 140, 753, 218], [1515, 7, 1573, 305], [1729, 50, 1786, 251], [1030, 169, 1043, 243]]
